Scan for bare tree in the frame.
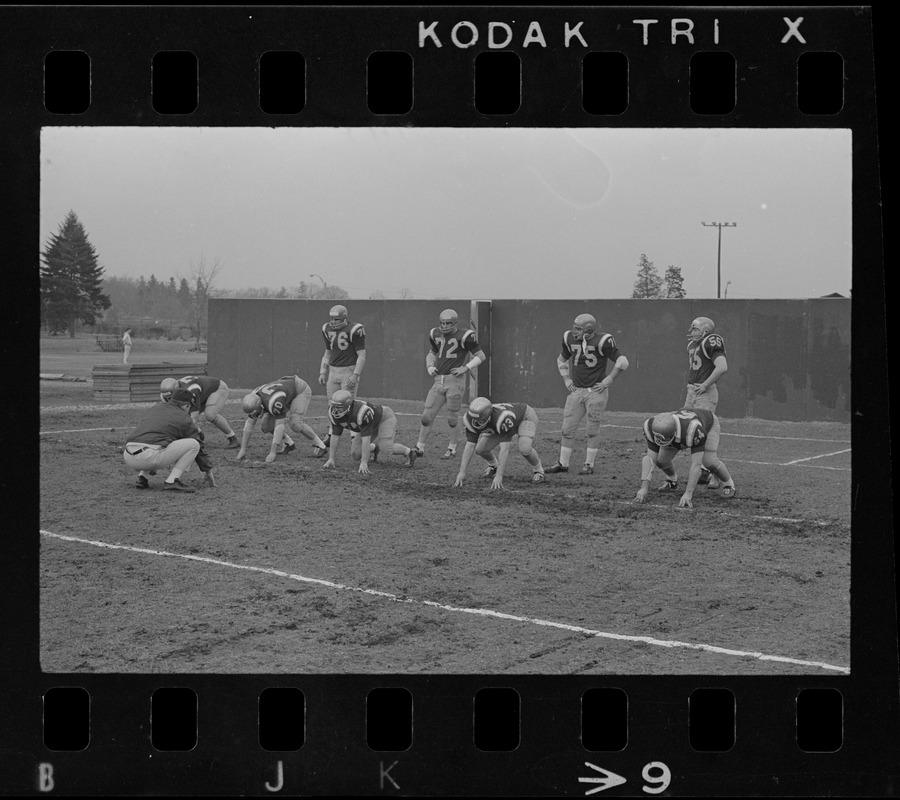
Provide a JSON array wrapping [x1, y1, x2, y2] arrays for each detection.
[[181, 255, 222, 352]]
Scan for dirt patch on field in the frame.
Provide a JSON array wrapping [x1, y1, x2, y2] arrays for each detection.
[[39, 387, 850, 675]]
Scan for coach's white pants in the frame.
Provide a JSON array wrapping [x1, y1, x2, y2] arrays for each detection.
[[123, 439, 200, 475]]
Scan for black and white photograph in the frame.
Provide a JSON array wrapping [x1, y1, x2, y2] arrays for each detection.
[[39, 125, 852, 675]]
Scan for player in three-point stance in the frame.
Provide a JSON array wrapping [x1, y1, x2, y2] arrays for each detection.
[[453, 397, 546, 491], [322, 390, 418, 474], [413, 308, 487, 461], [545, 313, 629, 476], [634, 406, 736, 509], [236, 375, 328, 463], [683, 316, 728, 486], [160, 375, 239, 448]]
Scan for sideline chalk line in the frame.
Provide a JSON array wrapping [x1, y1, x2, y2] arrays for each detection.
[[41, 530, 849, 675]]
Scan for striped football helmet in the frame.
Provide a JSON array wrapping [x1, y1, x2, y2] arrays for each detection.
[[687, 317, 715, 341], [650, 413, 677, 447], [465, 397, 493, 430], [328, 305, 349, 330], [242, 393, 263, 418], [329, 389, 354, 420], [572, 314, 597, 341], [439, 309, 459, 334], [159, 377, 179, 401]]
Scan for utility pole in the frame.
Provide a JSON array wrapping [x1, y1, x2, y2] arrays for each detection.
[[701, 221, 737, 298], [309, 273, 327, 294]]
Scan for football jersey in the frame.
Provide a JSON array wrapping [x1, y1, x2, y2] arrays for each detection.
[[686, 333, 727, 384], [429, 327, 481, 374], [329, 399, 383, 437], [643, 408, 715, 453], [177, 375, 221, 410], [464, 402, 528, 442], [254, 379, 300, 418], [560, 330, 622, 388], [322, 322, 366, 367]]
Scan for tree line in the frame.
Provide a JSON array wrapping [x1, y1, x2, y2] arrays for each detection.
[[40, 212, 690, 343]]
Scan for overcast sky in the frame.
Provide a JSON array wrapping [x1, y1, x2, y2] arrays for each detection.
[[40, 126, 852, 300]]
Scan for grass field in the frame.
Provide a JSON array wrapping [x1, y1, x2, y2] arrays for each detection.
[[38, 337, 851, 676]]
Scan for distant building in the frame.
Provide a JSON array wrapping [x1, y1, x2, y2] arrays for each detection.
[[820, 292, 848, 298]]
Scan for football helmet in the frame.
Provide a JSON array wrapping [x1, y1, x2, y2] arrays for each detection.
[[465, 397, 493, 430], [328, 305, 349, 330], [242, 393, 263, 418], [572, 314, 597, 341], [329, 389, 354, 419], [439, 309, 459, 334], [650, 413, 677, 447], [687, 317, 715, 341], [159, 377, 178, 401]]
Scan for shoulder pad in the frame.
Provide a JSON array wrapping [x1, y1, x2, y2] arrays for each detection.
[[350, 323, 365, 337], [597, 333, 613, 350]]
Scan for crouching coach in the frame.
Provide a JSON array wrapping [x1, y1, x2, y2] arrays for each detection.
[[122, 388, 216, 493]]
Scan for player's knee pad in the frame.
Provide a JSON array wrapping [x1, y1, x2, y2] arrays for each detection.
[[585, 420, 602, 438], [261, 415, 276, 434], [420, 414, 433, 427], [203, 410, 219, 425], [703, 454, 724, 474], [447, 416, 458, 428]]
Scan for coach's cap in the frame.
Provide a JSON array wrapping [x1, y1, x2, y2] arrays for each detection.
[[169, 388, 193, 404]]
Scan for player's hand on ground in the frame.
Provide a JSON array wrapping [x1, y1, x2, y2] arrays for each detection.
[[358, 461, 370, 474], [677, 494, 693, 509], [204, 470, 217, 488], [235, 450, 246, 461], [322, 459, 335, 469], [634, 488, 648, 503], [490, 476, 505, 491], [453, 474, 465, 488], [265, 452, 276, 463]]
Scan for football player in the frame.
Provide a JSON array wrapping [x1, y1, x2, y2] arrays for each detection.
[[634, 407, 736, 509], [160, 375, 239, 448], [235, 375, 328, 463], [318, 305, 366, 397], [413, 308, 487, 460], [453, 397, 546, 491], [545, 313, 629, 476], [684, 316, 729, 487], [322, 390, 418, 474]]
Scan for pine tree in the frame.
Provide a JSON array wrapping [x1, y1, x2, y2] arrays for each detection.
[[664, 265, 686, 298], [631, 254, 663, 299], [40, 211, 111, 336]]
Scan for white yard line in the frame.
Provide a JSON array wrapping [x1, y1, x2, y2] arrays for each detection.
[[782, 449, 852, 465], [40, 530, 850, 675]]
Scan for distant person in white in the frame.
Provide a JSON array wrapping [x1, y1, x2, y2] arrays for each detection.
[[122, 328, 133, 364]]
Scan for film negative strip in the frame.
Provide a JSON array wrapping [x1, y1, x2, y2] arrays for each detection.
[[4, 4, 894, 796]]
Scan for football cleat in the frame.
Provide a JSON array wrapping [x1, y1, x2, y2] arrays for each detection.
[[371, 443, 380, 462], [440, 447, 456, 460], [545, 462, 569, 474], [413, 446, 425, 458], [657, 478, 679, 492], [483, 465, 498, 477], [579, 464, 595, 475], [281, 443, 296, 455], [572, 313, 597, 341], [404, 448, 417, 468], [721, 484, 736, 498], [687, 316, 716, 341], [697, 468, 711, 484], [312, 445, 327, 457], [465, 397, 493, 431], [439, 308, 459, 334], [225, 435, 240, 449], [532, 471, 546, 483], [164, 479, 195, 493], [135, 475, 150, 489]]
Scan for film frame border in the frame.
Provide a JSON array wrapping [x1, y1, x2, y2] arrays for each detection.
[[4, 5, 894, 796]]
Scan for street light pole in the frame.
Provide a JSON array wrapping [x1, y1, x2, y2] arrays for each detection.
[[701, 221, 737, 298], [309, 273, 326, 291]]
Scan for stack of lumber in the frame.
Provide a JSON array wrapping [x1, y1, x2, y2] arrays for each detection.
[[92, 363, 207, 403]]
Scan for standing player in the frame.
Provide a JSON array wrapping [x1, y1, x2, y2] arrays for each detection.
[[413, 308, 487, 460], [160, 375, 239, 448], [235, 375, 328, 463], [633, 406, 736, 508], [319, 304, 366, 397], [545, 314, 629, 476], [322, 390, 417, 474], [453, 397, 546, 491], [684, 316, 728, 486]]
